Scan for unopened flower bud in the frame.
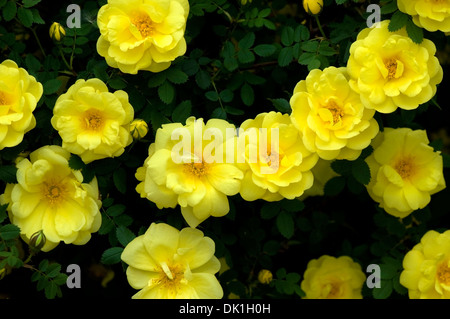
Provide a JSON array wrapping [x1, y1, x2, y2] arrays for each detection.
[[258, 269, 273, 284], [29, 230, 46, 252], [303, 0, 323, 15], [49, 22, 66, 42], [0, 267, 6, 280], [129, 119, 149, 140]]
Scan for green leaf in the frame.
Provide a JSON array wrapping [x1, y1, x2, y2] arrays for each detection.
[[240, 83, 254, 106], [23, 0, 41, 8], [0, 165, 17, 183], [269, 98, 291, 113], [260, 202, 280, 220], [46, 263, 62, 278], [254, 44, 276, 57], [406, 19, 423, 44], [239, 32, 255, 50], [25, 54, 41, 72], [278, 47, 293, 67], [276, 211, 295, 239], [44, 282, 59, 299], [113, 167, 127, 194], [281, 26, 295, 47], [237, 49, 255, 64], [101, 247, 124, 265], [43, 79, 62, 95], [351, 159, 371, 185], [211, 107, 227, 120], [116, 225, 136, 247], [106, 204, 126, 217], [108, 77, 127, 90], [372, 279, 393, 299], [172, 100, 192, 122], [0, 224, 20, 240], [224, 56, 238, 71], [388, 11, 409, 32], [158, 81, 175, 104], [324, 176, 346, 196], [331, 160, 352, 175], [68, 154, 86, 170], [219, 89, 233, 103], [195, 69, 211, 89], [2, 0, 17, 21], [166, 68, 189, 84]]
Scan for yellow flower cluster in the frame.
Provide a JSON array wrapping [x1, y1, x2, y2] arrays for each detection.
[[365, 128, 445, 218], [400, 230, 450, 299], [347, 20, 443, 114], [96, 0, 189, 74], [397, 0, 450, 33], [300, 255, 366, 299], [51, 78, 134, 164], [0, 60, 42, 150], [121, 222, 223, 299], [0, 146, 102, 252]]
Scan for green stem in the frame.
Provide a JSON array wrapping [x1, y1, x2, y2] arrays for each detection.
[[30, 27, 46, 58], [58, 46, 73, 74], [315, 15, 326, 39]]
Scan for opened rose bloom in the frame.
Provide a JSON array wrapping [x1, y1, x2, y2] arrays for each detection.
[[0, 145, 102, 252], [237, 112, 318, 202], [365, 128, 445, 218], [347, 20, 443, 113], [397, 0, 450, 33], [96, 0, 189, 74], [51, 78, 134, 164], [400, 230, 450, 299], [300, 255, 366, 299], [0, 59, 43, 150], [135, 117, 243, 228], [290, 67, 379, 161], [121, 222, 223, 299]]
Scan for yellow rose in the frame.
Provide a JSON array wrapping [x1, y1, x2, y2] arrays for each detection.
[[365, 128, 446, 218], [300, 255, 366, 299], [129, 118, 149, 140], [290, 67, 379, 161], [258, 269, 273, 284], [49, 22, 66, 41], [121, 222, 223, 299], [237, 112, 318, 202], [51, 78, 134, 164], [0, 145, 102, 252], [96, 0, 189, 74], [303, 0, 323, 15], [400, 230, 450, 299], [347, 20, 443, 113], [135, 117, 244, 228], [398, 0, 450, 33], [0, 59, 43, 150]]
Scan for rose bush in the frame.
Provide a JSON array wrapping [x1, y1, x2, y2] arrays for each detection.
[[0, 0, 449, 301]]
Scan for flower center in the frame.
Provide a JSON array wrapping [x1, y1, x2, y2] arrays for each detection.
[[325, 282, 341, 298], [0, 91, 10, 105], [150, 262, 188, 296], [83, 110, 104, 131], [262, 150, 281, 168], [324, 101, 344, 125], [184, 161, 209, 178], [132, 14, 154, 38], [385, 58, 398, 80], [42, 181, 66, 205], [437, 260, 450, 285], [394, 157, 415, 179]]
